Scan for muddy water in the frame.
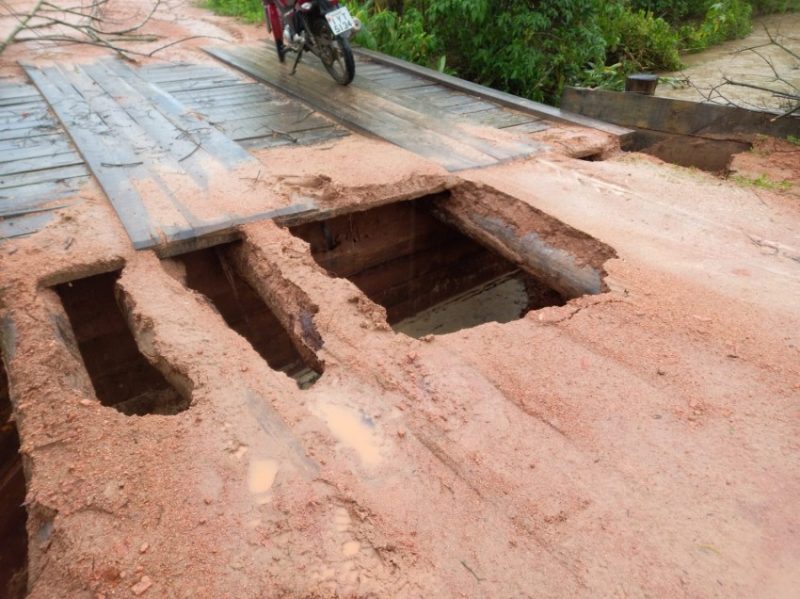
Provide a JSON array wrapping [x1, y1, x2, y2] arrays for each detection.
[[393, 272, 531, 338], [659, 13, 800, 112]]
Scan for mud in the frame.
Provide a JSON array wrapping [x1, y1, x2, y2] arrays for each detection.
[[169, 244, 323, 386], [1, 1, 800, 598]]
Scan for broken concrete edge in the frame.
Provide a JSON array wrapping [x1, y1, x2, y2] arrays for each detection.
[[352, 47, 635, 143]]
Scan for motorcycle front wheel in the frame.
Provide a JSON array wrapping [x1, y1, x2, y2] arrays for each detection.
[[311, 16, 355, 85]]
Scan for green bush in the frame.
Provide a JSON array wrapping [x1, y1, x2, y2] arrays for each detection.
[[629, 0, 701, 22], [750, 0, 800, 13], [424, 0, 606, 103], [681, 0, 753, 51], [350, 3, 444, 68], [200, 0, 799, 105], [599, 5, 683, 72]]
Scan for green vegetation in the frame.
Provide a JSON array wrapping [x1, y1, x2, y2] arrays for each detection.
[[202, 0, 799, 104], [203, 0, 265, 22], [733, 173, 793, 190]]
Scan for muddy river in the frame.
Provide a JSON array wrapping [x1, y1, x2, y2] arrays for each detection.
[[659, 13, 800, 112]]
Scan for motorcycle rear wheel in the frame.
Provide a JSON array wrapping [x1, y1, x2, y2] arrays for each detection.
[[311, 16, 355, 85]]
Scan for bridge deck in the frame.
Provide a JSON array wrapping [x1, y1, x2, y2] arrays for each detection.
[[1, 46, 629, 249]]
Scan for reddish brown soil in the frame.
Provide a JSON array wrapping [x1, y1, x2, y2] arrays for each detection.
[[1, 2, 800, 598], [728, 136, 800, 198]]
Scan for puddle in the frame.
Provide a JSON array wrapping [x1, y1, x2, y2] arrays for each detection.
[[248, 459, 279, 495], [342, 541, 360, 557], [394, 271, 531, 336], [54, 272, 189, 416], [313, 401, 383, 467]]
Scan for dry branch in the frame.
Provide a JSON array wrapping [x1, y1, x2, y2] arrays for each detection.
[[0, 0, 168, 60], [689, 26, 800, 120]]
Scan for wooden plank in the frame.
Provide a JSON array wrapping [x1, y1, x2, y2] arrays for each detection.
[[353, 64, 394, 77], [0, 201, 71, 218], [0, 210, 55, 239], [101, 60, 256, 169], [24, 63, 166, 248], [0, 116, 57, 132], [206, 46, 494, 171], [0, 84, 40, 101], [156, 77, 248, 94], [0, 177, 89, 204], [403, 84, 447, 96], [469, 108, 535, 129], [204, 100, 298, 122], [0, 133, 70, 154], [429, 93, 477, 108], [0, 163, 88, 189], [0, 139, 75, 163], [141, 66, 234, 84], [170, 85, 268, 102], [560, 86, 800, 142], [215, 109, 331, 139], [503, 120, 551, 133], [388, 79, 439, 92], [25, 60, 312, 251], [354, 49, 634, 140], [449, 100, 498, 115], [239, 125, 348, 149], [206, 45, 543, 171], [361, 72, 422, 88], [0, 94, 42, 108], [178, 93, 281, 112], [0, 151, 83, 177], [0, 102, 48, 119], [81, 63, 218, 180]]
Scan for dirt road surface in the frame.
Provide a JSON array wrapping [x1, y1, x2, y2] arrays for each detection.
[[1, 1, 799, 598]]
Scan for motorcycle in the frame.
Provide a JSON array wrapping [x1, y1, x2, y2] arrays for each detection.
[[262, 0, 359, 85]]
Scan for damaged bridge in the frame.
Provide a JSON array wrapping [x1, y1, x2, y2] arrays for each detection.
[[1, 26, 799, 599]]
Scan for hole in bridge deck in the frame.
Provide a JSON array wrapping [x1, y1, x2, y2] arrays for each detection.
[[55, 272, 190, 416], [173, 244, 322, 389], [289, 193, 568, 338], [0, 357, 28, 599]]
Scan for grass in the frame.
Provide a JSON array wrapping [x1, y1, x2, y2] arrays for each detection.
[[732, 173, 793, 191], [201, 0, 265, 23]]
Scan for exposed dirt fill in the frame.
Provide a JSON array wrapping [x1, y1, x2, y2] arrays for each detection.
[[55, 271, 191, 416], [169, 244, 323, 387], [288, 194, 568, 336]]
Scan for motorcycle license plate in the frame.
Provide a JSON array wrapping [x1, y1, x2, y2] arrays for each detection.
[[325, 6, 355, 36]]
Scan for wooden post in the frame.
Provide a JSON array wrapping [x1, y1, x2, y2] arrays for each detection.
[[625, 74, 659, 95]]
